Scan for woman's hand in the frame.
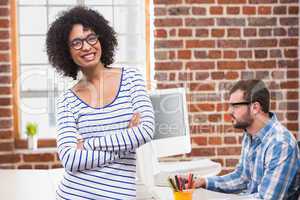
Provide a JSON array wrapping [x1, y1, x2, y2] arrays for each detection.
[[76, 135, 84, 150], [194, 177, 206, 188], [128, 113, 140, 128]]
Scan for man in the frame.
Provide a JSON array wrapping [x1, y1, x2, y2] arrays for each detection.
[[195, 80, 300, 200]]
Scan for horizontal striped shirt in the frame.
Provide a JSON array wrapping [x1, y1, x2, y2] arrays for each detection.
[[56, 67, 154, 200], [206, 113, 300, 200]]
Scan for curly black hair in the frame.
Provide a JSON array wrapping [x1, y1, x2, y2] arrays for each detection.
[[46, 6, 118, 80]]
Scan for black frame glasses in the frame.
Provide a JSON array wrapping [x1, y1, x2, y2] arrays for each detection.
[[229, 101, 251, 108], [69, 34, 99, 50]]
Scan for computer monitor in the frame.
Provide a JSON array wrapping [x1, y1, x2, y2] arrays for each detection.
[[136, 88, 191, 187]]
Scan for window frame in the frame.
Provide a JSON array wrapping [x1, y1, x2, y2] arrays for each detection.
[[11, 0, 151, 146]]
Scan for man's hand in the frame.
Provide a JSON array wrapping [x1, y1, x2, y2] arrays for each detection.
[[194, 177, 206, 188], [128, 113, 141, 128]]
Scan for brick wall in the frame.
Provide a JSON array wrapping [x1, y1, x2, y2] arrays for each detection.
[[153, 0, 299, 173], [0, 0, 298, 173], [0, 0, 60, 169]]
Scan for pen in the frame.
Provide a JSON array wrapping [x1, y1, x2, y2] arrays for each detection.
[[168, 177, 178, 192]]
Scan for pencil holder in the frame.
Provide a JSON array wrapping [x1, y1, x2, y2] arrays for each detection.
[[173, 190, 194, 200]]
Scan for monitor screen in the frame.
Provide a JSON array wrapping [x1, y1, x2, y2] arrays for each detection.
[[150, 90, 187, 140]]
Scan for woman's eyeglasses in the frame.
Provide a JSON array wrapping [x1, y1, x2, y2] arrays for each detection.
[[69, 34, 99, 50]]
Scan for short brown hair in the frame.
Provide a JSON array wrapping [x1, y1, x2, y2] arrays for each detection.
[[229, 80, 270, 113]]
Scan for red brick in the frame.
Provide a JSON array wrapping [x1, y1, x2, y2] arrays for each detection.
[[0, 7, 8, 17], [289, 6, 298, 15], [273, 6, 287, 14], [0, 64, 11, 73], [225, 71, 239, 80], [178, 28, 192, 37], [255, 50, 267, 59], [280, 81, 298, 89], [195, 29, 209, 37], [0, 19, 9, 28], [286, 112, 298, 120], [218, 61, 246, 70], [189, 83, 215, 91], [227, 7, 240, 15], [0, 130, 12, 139], [186, 61, 215, 70], [168, 7, 190, 15], [217, 103, 229, 111], [212, 29, 225, 37], [154, 7, 166, 16], [155, 62, 182, 70], [248, 17, 276, 26], [280, 38, 298, 47], [228, 28, 240, 37], [218, 18, 246, 26], [278, 60, 298, 68], [217, 147, 241, 155], [34, 165, 50, 169], [287, 91, 298, 99], [218, 0, 246, 3], [258, 6, 272, 14], [0, 142, 13, 151], [154, 18, 182, 27], [287, 123, 298, 131], [225, 158, 239, 167], [195, 72, 209, 80], [248, 39, 277, 47], [189, 103, 215, 111], [157, 83, 184, 89], [185, 18, 214, 26], [239, 50, 252, 58], [178, 50, 191, 59], [192, 137, 207, 146], [218, 40, 246, 48], [0, 97, 11, 105], [259, 28, 272, 37], [155, 40, 183, 48], [270, 49, 282, 58], [248, 61, 276, 69], [287, 70, 298, 78], [284, 49, 298, 58], [244, 28, 256, 37], [154, 29, 167, 38], [23, 153, 55, 162], [223, 51, 237, 59], [0, 53, 9, 62], [178, 72, 193, 81], [186, 40, 215, 48], [186, 0, 215, 3], [0, 0, 9, 5], [0, 30, 9, 39], [243, 6, 256, 15], [0, 86, 11, 95], [208, 50, 221, 59], [188, 147, 216, 157], [0, 154, 21, 164], [211, 72, 224, 80], [0, 119, 12, 129], [17, 164, 33, 169], [209, 137, 222, 145], [210, 6, 223, 15], [192, 7, 206, 15], [154, 0, 182, 4], [0, 75, 11, 84], [224, 136, 237, 144], [274, 28, 287, 36], [38, 139, 57, 148], [0, 108, 11, 117], [280, 17, 298, 26], [169, 29, 176, 36], [52, 163, 63, 169], [208, 114, 222, 122], [155, 51, 168, 60], [194, 51, 207, 59]]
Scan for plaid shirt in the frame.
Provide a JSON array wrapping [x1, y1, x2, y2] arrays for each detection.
[[206, 113, 300, 200]]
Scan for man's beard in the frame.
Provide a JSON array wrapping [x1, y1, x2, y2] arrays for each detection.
[[232, 113, 253, 129]]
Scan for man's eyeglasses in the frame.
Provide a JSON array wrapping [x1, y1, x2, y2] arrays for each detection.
[[229, 102, 250, 109], [69, 34, 99, 50]]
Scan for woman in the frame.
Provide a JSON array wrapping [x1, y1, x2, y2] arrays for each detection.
[[46, 6, 154, 200]]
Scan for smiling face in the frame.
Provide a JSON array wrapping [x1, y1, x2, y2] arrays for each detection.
[[68, 24, 101, 69], [229, 89, 253, 129]]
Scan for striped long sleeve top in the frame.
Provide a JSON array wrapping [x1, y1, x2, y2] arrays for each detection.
[[206, 113, 300, 200], [55, 68, 155, 200]]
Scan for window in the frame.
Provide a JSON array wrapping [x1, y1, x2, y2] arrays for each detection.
[[17, 0, 148, 138]]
